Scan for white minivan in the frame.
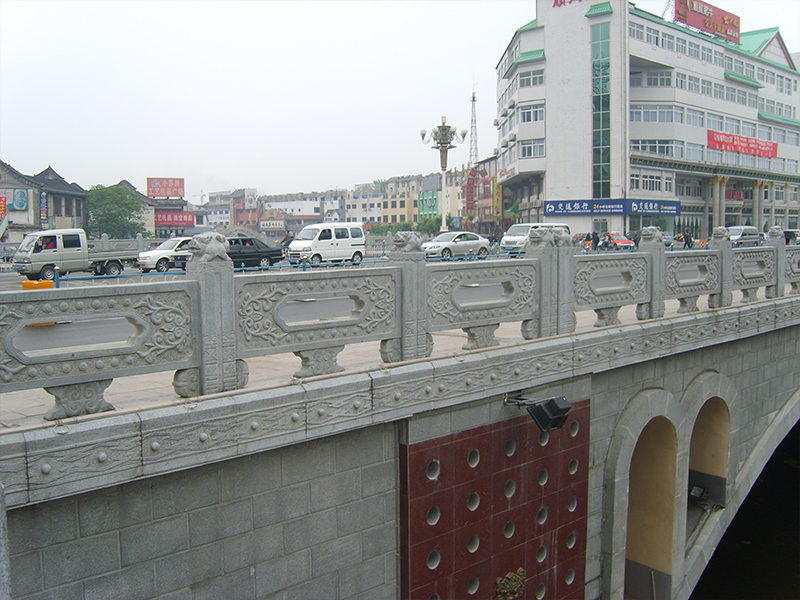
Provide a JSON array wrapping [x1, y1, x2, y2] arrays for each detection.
[[500, 222, 571, 255], [287, 223, 366, 264]]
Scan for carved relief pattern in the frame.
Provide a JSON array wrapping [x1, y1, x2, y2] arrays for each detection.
[[237, 276, 395, 348], [664, 255, 720, 297], [427, 264, 537, 327], [732, 249, 774, 287], [784, 247, 800, 281], [573, 257, 647, 306], [0, 291, 192, 388], [43, 380, 115, 420], [133, 295, 191, 362]]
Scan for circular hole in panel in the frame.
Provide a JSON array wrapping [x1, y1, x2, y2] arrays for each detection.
[[427, 506, 441, 526], [505, 439, 516, 457], [426, 460, 440, 481], [468, 449, 480, 468], [504, 480, 516, 498], [538, 469, 549, 486], [467, 577, 480, 595], [468, 492, 481, 511], [538, 431, 549, 446], [570, 420, 579, 437], [536, 584, 546, 600], [567, 532, 577, 549], [504, 521, 516, 539], [568, 496, 578, 512], [427, 551, 441, 570], [537, 507, 548, 524], [566, 569, 576, 585], [569, 459, 579, 475], [536, 546, 547, 563], [468, 535, 480, 553]]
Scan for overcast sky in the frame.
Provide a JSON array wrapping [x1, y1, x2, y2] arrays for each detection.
[[1, 0, 798, 204]]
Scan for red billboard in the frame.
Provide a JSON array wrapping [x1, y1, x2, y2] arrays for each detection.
[[155, 212, 195, 227], [707, 130, 777, 157], [675, 0, 740, 43], [147, 178, 185, 198]]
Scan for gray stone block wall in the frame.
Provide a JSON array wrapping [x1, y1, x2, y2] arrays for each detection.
[[7, 423, 399, 600]]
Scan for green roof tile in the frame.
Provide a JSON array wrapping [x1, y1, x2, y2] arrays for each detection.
[[586, 2, 613, 17], [758, 111, 800, 129], [513, 49, 546, 65], [724, 70, 764, 88]]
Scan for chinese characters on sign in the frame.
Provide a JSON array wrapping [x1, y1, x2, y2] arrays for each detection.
[[707, 130, 778, 158], [675, 0, 739, 43], [0, 197, 6, 220], [544, 199, 681, 216], [154, 212, 195, 227], [147, 178, 185, 198]]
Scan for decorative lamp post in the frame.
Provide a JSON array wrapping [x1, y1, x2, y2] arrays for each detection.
[[421, 116, 467, 232]]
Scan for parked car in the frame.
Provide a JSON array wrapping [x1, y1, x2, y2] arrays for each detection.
[[422, 231, 490, 259], [226, 236, 284, 268], [599, 233, 635, 251], [500, 222, 572, 255], [625, 230, 673, 248], [138, 237, 192, 273], [727, 225, 761, 247], [286, 223, 366, 265]]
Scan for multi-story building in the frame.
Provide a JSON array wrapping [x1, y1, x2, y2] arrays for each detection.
[[380, 175, 423, 225], [495, 0, 799, 239], [203, 195, 232, 230], [349, 182, 384, 224]]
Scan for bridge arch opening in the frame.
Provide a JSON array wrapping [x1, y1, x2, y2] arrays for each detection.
[[625, 416, 677, 600], [688, 397, 731, 509]]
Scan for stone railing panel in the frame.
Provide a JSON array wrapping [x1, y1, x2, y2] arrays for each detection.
[[0, 282, 199, 394], [732, 247, 776, 302], [235, 267, 400, 357]]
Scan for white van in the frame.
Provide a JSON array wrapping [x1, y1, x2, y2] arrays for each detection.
[[500, 222, 571, 255], [287, 223, 366, 264]]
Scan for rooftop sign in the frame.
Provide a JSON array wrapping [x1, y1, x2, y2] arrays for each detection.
[[674, 0, 740, 43], [147, 178, 185, 198]]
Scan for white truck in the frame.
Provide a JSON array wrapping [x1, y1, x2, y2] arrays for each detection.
[[12, 228, 142, 280]]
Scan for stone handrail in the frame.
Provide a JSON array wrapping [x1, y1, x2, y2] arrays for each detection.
[[1, 227, 796, 421]]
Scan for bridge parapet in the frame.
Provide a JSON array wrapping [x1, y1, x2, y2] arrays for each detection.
[[0, 227, 795, 423]]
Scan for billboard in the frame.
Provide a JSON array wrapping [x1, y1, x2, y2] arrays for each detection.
[[675, 0, 740, 43], [544, 199, 681, 216], [147, 178, 185, 198], [707, 130, 778, 157], [155, 212, 195, 227]]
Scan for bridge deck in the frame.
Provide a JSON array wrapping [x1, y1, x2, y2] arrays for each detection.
[[0, 289, 772, 433]]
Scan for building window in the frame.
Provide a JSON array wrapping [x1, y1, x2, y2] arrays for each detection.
[[642, 174, 661, 191], [713, 50, 724, 66], [701, 79, 712, 95], [520, 138, 545, 158], [592, 22, 611, 199], [741, 154, 756, 168], [725, 86, 736, 102], [701, 46, 713, 62], [774, 158, 786, 172], [519, 70, 544, 87], [676, 37, 687, 54], [675, 72, 686, 89], [742, 121, 756, 137], [688, 41, 700, 58], [687, 108, 704, 127], [688, 76, 700, 92], [630, 22, 644, 40], [53, 197, 63, 217], [630, 174, 640, 190], [745, 63, 755, 78], [775, 186, 785, 201], [677, 178, 702, 196], [707, 148, 723, 163], [630, 71, 643, 86], [774, 128, 787, 144], [648, 71, 672, 86], [661, 33, 674, 50], [646, 27, 659, 45], [707, 112, 723, 131], [758, 124, 772, 141], [520, 103, 545, 122], [725, 117, 740, 135], [687, 143, 704, 160]]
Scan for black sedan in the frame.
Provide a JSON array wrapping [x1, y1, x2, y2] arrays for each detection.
[[226, 236, 284, 268]]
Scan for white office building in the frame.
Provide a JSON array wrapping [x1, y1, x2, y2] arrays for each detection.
[[495, 0, 799, 239]]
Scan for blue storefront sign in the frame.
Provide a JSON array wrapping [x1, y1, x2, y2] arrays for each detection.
[[544, 199, 681, 216]]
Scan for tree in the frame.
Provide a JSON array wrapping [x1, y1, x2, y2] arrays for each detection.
[[87, 185, 149, 239]]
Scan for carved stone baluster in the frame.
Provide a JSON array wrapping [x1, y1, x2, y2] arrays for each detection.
[[462, 324, 499, 350], [293, 346, 345, 378], [43, 380, 114, 420], [708, 227, 733, 309], [677, 296, 699, 313]]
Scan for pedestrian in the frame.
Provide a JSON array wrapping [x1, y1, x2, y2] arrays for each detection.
[[683, 231, 693, 249], [279, 230, 293, 247], [591, 231, 599, 251]]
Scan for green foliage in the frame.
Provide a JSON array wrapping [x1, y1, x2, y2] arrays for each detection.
[[87, 185, 149, 239]]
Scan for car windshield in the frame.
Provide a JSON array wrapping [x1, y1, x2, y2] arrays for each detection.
[[430, 233, 459, 243], [296, 228, 319, 241], [17, 235, 38, 253], [729, 227, 744, 235], [155, 239, 183, 251], [505, 225, 530, 236]]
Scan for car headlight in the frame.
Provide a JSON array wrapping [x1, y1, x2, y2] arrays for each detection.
[[302, 246, 311, 252]]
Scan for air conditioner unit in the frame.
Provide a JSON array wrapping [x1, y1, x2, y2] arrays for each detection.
[[509, 134, 517, 142], [501, 109, 508, 117], [508, 99, 516, 108], [493, 119, 499, 127], [501, 139, 509, 148]]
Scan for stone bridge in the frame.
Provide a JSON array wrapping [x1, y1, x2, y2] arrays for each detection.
[[0, 227, 798, 600]]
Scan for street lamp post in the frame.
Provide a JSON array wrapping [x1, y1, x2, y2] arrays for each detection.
[[421, 116, 467, 232]]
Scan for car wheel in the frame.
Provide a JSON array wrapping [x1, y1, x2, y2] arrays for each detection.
[[260, 256, 272, 267], [105, 262, 123, 277], [155, 258, 170, 272], [351, 251, 363, 264], [477, 247, 489, 257], [39, 266, 56, 281], [441, 248, 452, 259], [310, 254, 322, 265], [141, 268, 151, 273]]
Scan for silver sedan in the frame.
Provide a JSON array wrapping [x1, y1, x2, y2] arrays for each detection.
[[422, 232, 490, 259]]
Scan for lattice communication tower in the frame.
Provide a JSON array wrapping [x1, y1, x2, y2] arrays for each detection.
[[469, 91, 479, 167]]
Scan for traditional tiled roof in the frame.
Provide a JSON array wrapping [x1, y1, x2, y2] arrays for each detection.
[[31, 166, 86, 196]]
